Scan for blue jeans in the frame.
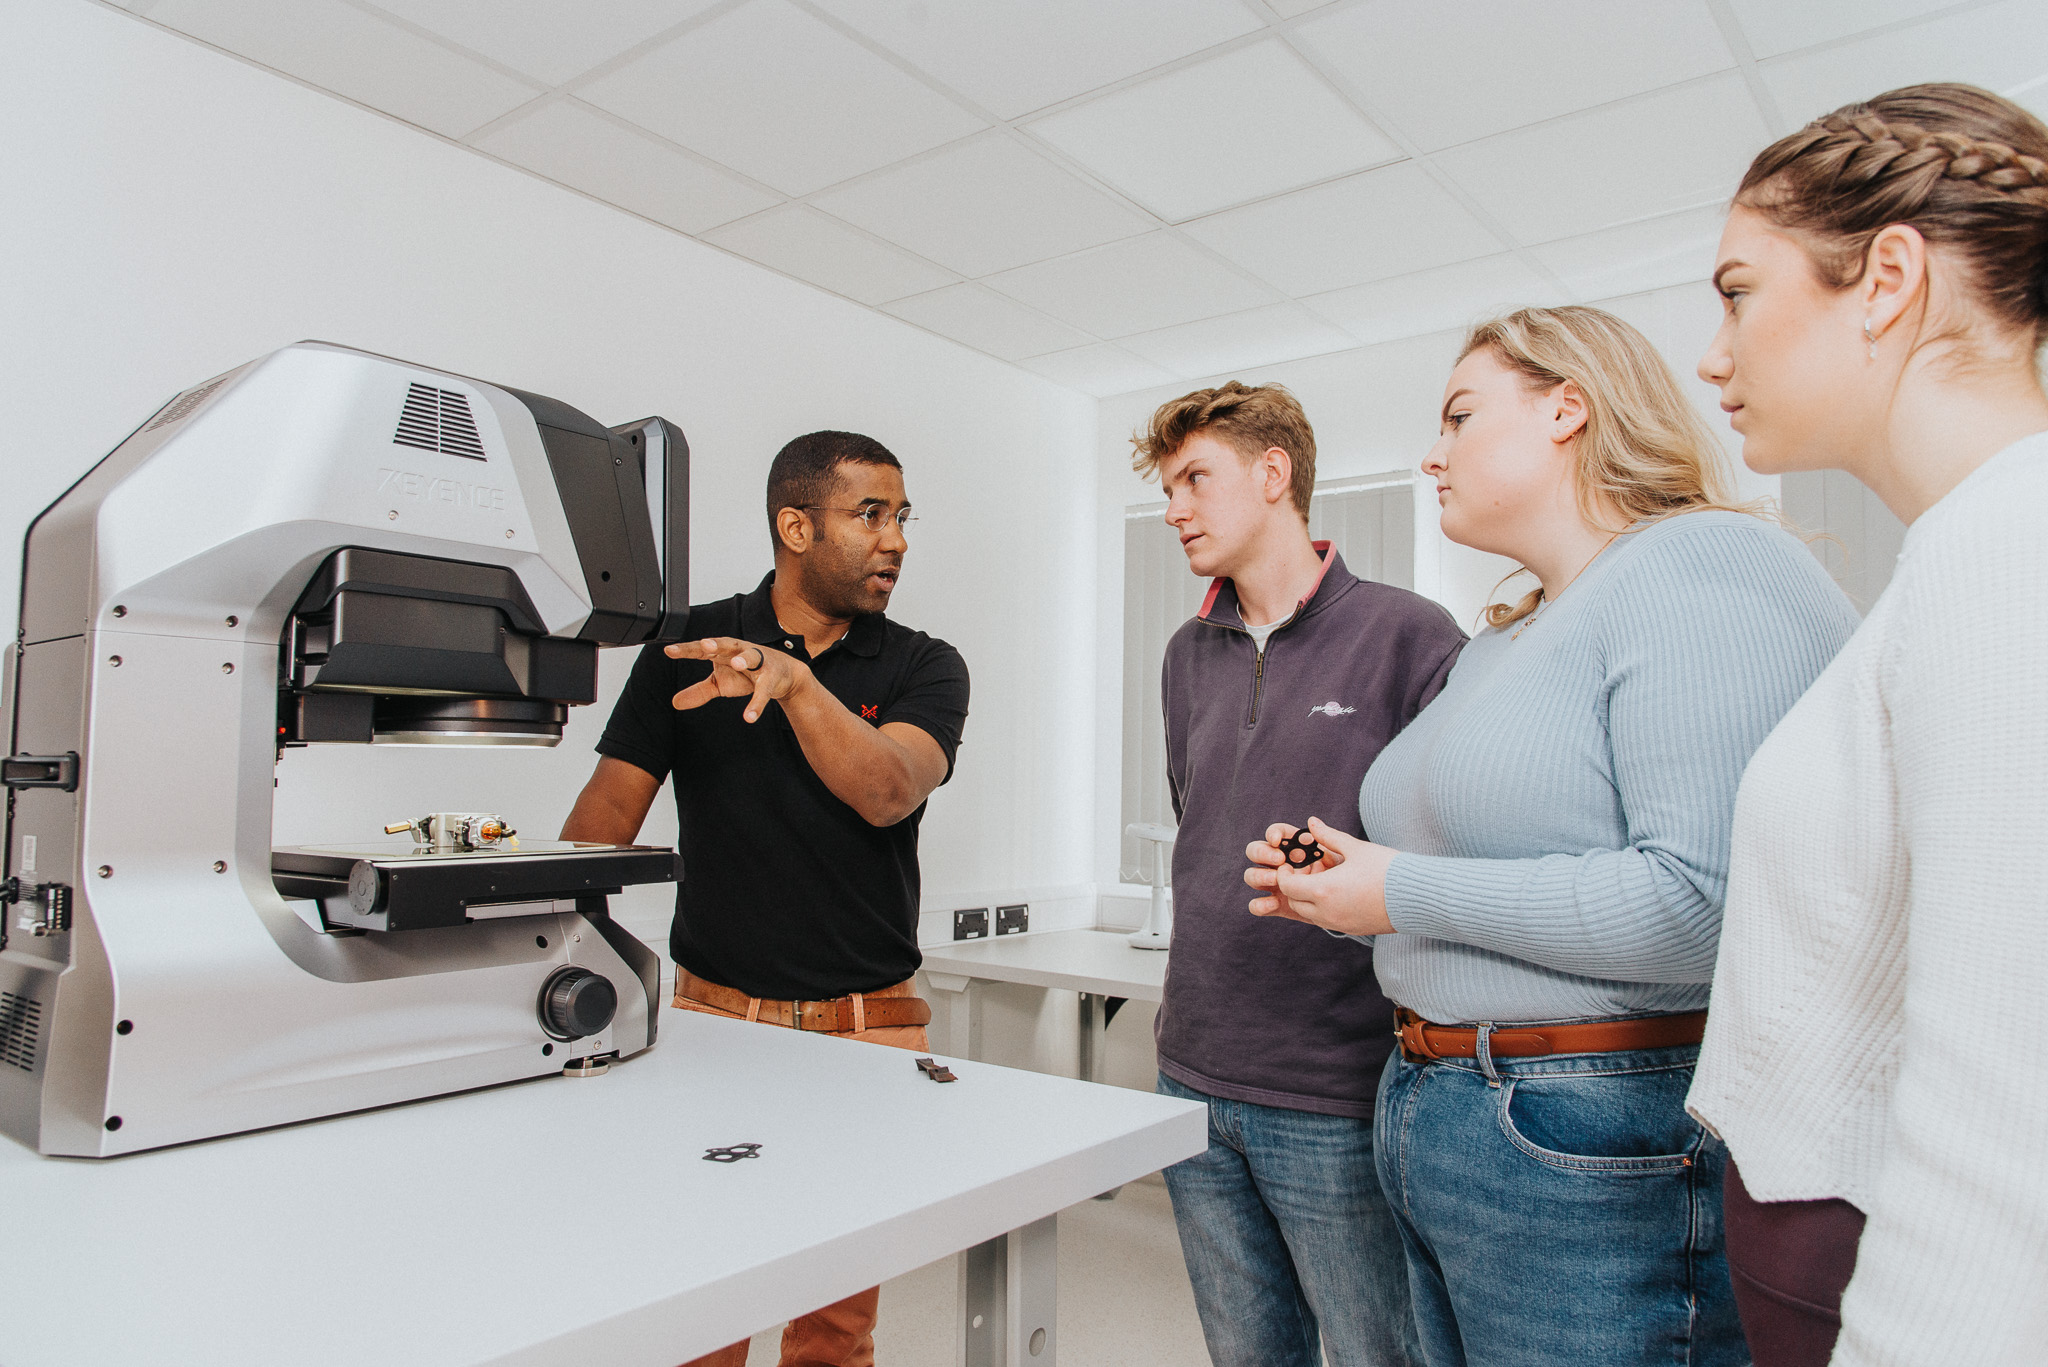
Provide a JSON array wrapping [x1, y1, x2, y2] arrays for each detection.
[[1158, 1072, 1420, 1367], [1374, 1040, 1746, 1367]]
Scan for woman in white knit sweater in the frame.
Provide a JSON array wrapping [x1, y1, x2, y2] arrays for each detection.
[[1689, 84, 2048, 1366]]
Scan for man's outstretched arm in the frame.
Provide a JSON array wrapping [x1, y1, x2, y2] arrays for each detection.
[[665, 637, 949, 827], [560, 756, 663, 844]]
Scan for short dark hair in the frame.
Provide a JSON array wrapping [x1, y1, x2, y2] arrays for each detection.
[[765, 431, 902, 546]]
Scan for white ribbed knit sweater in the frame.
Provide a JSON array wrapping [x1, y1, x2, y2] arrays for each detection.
[[1688, 432, 2048, 1366]]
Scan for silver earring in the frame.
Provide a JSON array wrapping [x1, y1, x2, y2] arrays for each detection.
[[1863, 318, 1878, 360]]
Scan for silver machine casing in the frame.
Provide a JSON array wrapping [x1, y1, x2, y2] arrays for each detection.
[[1, 341, 686, 1156]]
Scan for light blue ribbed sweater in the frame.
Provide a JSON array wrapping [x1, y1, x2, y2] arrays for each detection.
[[1358, 510, 1859, 1024]]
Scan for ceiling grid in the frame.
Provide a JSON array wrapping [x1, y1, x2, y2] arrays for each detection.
[[107, 0, 2029, 396], [1255, 6, 1575, 305]]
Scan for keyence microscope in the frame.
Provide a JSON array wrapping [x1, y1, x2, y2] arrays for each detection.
[[1, 342, 690, 1156]]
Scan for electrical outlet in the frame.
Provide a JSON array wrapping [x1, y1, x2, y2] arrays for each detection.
[[996, 904, 1028, 936], [952, 908, 990, 940]]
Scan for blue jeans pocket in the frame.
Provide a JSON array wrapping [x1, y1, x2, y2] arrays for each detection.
[[1494, 1064, 1701, 1174]]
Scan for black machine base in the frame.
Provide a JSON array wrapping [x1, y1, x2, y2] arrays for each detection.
[[272, 841, 678, 933]]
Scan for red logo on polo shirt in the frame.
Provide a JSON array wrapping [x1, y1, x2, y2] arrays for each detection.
[[860, 704, 880, 721]]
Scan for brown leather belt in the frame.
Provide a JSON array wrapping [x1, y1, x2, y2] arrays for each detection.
[[677, 970, 932, 1034], [1395, 1007, 1706, 1062]]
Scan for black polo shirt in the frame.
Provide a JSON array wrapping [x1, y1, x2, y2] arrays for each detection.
[[596, 572, 969, 1000]]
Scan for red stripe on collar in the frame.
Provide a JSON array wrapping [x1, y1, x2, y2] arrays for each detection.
[[1300, 540, 1336, 606], [1198, 541, 1335, 624]]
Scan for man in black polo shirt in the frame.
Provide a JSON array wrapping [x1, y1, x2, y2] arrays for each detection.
[[559, 430, 968, 1367]]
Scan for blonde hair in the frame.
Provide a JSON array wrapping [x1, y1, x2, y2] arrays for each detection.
[[1131, 382, 1317, 519], [1460, 306, 1757, 628]]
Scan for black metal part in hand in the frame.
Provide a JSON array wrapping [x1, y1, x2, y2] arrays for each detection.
[[703, 1143, 762, 1163], [1278, 830, 1324, 869]]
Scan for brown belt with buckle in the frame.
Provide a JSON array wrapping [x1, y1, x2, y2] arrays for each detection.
[[677, 970, 932, 1034], [1395, 1006, 1707, 1061]]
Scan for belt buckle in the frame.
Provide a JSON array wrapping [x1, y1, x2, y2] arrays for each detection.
[[791, 999, 812, 1031], [1398, 1018, 1437, 1063]]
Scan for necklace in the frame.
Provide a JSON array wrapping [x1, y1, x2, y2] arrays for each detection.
[[1510, 530, 1622, 640]]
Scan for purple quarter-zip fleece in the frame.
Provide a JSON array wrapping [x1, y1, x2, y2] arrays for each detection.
[[1157, 544, 1466, 1117]]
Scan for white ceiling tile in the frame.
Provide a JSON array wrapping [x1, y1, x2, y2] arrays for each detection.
[[882, 284, 1094, 360], [1117, 303, 1358, 380], [1759, 1, 2048, 131], [1303, 254, 1567, 347], [368, 0, 725, 87], [1585, 289, 1679, 352], [1528, 204, 1728, 301], [1725, 0, 1970, 60], [579, 0, 985, 196], [704, 205, 957, 305], [984, 233, 1279, 336], [1026, 39, 1402, 222], [473, 99, 776, 233], [806, 0, 1262, 120], [1295, 0, 1733, 152], [1180, 162, 1501, 297], [1266, 0, 1340, 17], [809, 133, 1153, 278], [1015, 344, 1180, 397], [149, 0, 539, 137], [1433, 75, 1769, 245]]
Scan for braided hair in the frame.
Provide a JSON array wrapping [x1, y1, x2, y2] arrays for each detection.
[[1737, 84, 2048, 338]]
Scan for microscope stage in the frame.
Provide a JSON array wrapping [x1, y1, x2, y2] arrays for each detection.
[[283, 839, 625, 861], [272, 842, 679, 933]]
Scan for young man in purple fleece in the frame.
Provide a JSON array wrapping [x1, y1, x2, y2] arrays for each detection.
[[1135, 382, 1464, 1367]]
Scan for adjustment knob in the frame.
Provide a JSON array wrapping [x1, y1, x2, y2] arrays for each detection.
[[539, 967, 617, 1040], [347, 861, 385, 916]]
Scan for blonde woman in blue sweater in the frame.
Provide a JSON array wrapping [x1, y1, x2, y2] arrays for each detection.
[[1245, 306, 1858, 1367]]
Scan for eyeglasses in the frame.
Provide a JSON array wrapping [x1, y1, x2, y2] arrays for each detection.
[[801, 505, 917, 533]]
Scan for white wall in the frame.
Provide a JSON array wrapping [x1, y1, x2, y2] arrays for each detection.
[[1090, 278, 1779, 889], [1, 0, 1099, 938], [1, 0, 1793, 1086]]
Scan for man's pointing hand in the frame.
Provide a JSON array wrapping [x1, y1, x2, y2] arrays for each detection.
[[666, 637, 811, 724]]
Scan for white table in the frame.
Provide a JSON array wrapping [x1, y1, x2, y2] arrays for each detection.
[[0, 1009, 1203, 1367], [920, 930, 1170, 1087]]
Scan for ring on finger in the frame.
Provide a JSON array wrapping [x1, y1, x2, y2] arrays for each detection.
[[745, 646, 766, 671]]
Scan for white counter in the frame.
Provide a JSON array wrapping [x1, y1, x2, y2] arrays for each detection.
[[920, 929, 1170, 1006], [0, 1009, 1203, 1366], [919, 928, 1171, 1083]]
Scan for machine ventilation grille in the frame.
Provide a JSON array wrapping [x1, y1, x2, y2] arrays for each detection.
[[0, 991, 41, 1072], [143, 378, 228, 433], [393, 382, 487, 460]]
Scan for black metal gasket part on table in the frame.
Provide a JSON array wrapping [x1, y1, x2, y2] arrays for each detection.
[[270, 845, 679, 932], [1277, 830, 1324, 869], [704, 1143, 762, 1163]]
